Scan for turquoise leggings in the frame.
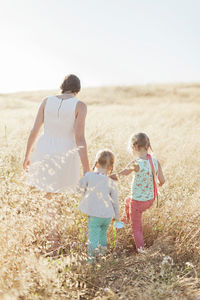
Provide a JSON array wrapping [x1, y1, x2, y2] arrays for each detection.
[[88, 216, 112, 260]]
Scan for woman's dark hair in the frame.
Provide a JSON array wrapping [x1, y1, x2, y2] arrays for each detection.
[[60, 74, 81, 94]]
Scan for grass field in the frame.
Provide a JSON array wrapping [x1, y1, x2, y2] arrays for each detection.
[[0, 83, 200, 299]]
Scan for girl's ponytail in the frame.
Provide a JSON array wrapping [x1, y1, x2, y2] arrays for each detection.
[[130, 133, 152, 151]]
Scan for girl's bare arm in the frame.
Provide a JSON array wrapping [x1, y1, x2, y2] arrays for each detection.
[[74, 101, 90, 174], [110, 160, 139, 180], [158, 161, 165, 186], [23, 98, 46, 171]]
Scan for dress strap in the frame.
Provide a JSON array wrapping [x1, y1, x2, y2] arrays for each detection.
[[147, 154, 158, 208]]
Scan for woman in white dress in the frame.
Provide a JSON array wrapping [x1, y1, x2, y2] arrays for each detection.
[[23, 74, 89, 190], [23, 74, 90, 253]]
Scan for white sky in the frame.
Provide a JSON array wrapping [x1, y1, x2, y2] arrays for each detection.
[[0, 0, 200, 93]]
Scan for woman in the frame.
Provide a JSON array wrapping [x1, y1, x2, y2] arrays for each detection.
[[23, 74, 90, 253], [23, 74, 90, 191]]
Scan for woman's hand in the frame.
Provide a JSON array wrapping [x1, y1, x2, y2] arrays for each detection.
[[23, 98, 46, 172], [83, 169, 90, 175], [23, 157, 30, 172]]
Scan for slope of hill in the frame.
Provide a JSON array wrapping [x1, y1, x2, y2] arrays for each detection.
[[0, 83, 200, 299]]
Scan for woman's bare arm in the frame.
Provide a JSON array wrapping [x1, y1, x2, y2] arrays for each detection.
[[23, 98, 46, 171], [74, 101, 90, 174]]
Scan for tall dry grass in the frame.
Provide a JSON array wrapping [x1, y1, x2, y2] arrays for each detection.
[[0, 83, 200, 299]]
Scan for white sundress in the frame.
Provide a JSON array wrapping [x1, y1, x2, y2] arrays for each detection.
[[27, 96, 80, 193]]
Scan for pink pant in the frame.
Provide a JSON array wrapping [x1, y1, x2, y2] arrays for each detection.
[[123, 197, 154, 250]]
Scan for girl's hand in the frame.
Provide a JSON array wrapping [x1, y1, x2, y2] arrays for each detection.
[[109, 174, 118, 181], [126, 160, 139, 172], [126, 160, 137, 168], [23, 158, 30, 172]]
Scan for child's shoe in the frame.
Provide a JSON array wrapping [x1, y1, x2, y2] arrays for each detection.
[[137, 247, 146, 254]]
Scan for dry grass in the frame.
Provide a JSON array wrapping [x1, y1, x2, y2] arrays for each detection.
[[0, 83, 200, 299]]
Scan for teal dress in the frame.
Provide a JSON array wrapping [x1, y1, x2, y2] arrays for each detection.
[[131, 157, 158, 201]]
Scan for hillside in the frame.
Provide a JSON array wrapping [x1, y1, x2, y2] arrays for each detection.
[[0, 83, 200, 299]]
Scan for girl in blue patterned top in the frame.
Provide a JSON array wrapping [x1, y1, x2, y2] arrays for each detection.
[[115, 133, 165, 251]]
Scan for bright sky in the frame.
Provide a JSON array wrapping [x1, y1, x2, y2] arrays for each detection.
[[0, 0, 200, 93]]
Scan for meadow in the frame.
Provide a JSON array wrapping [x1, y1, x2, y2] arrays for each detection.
[[0, 83, 200, 299]]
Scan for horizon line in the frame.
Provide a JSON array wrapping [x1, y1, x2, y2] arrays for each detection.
[[1, 80, 200, 95]]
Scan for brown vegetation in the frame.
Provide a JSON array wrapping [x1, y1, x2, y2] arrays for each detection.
[[0, 83, 200, 299]]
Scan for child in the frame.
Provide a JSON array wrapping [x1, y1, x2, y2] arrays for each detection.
[[115, 133, 165, 252], [78, 150, 119, 262]]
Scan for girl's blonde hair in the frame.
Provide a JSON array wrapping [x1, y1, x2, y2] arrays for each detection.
[[93, 149, 114, 170], [129, 132, 152, 151]]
